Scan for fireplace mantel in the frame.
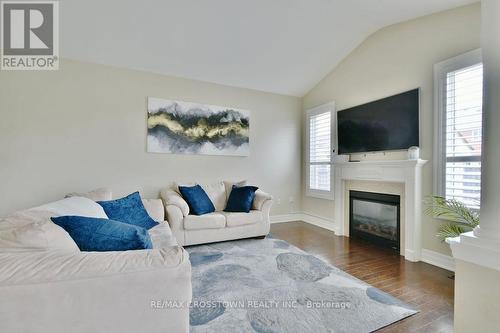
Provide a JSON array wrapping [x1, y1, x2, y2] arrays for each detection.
[[334, 159, 428, 262]]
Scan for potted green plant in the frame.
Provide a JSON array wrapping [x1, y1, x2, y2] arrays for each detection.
[[425, 196, 480, 241]]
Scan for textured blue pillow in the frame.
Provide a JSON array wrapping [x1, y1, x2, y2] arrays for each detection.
[[97, 192, 158, 230], [51, 216, 153, 252], [178, 185, 215, 216], [224, 185, 259, 213]]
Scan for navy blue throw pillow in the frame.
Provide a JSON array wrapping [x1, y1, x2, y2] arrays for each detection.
[[224, 185, 259, 213], [51, 216, 153, 252], [97, 192, 158, 230], [178, 185, 215, 216]]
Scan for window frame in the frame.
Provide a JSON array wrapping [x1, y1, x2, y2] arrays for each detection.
[[433, 49, 482, 206], [305, 102, 335, 200]]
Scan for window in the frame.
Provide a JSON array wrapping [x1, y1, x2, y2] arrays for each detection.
[[434, 49, 483, 210], [306, 102, 335, 199]]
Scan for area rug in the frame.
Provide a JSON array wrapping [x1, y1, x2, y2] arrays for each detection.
[[186, 237, 417, 333]]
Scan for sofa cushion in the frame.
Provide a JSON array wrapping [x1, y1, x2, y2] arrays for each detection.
[[175, 181, 226, 212], [65, 188, 112, 202], [31, 197, 109, 220], [199, 181, 226, 211], [148, 222, 178, 248], [224, 210, 263, 227], [97, 192, 158, 230], [51, 216, 153, 251], [183, 213, 226, 230], [0, 216, 79, 252], [224, 180, 247, 200], [0, 209, 54, 230], [225, 186, 259, 213], [179, 185, 215, 216], [142, 199, 165, 222]]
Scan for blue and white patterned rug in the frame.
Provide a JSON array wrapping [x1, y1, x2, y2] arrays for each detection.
[[186, 237, 417, 333]]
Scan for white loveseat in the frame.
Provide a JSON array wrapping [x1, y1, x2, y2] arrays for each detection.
[[0, 196, 192, 333], [161, 181, 273, 246]]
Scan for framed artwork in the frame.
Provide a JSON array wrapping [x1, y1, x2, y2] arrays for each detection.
[[147, 98, 250, 156]]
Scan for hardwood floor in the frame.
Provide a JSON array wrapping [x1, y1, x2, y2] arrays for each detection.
[[270, 221, 454, 333]]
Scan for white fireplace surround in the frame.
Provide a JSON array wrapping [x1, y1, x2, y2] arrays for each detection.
[[334, 159, 428, 262]]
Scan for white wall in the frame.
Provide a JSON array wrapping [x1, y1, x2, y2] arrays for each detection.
[[302, 4, 481, 256], [0, 59, 302, 216], [454, 260, 500, 332], [452, 2, 500, 332]]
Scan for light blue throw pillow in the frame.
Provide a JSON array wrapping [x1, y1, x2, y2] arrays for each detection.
[[97, 192, 158, 230], [51, 216, 153, 252]]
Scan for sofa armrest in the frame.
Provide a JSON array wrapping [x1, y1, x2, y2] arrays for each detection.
[[0, 247, 189, 286], [160, 189, 189, 217], [0, 248, 192, 333], [253, 189, 273, 211], [165, 204, 185, 229]]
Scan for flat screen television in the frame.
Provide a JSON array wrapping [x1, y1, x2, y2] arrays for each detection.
[[337, 89, 419, 154]]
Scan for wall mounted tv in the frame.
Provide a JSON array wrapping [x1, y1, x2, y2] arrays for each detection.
[[337, 89, 419, 154]]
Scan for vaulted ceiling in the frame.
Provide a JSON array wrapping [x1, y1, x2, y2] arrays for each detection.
[[61, 0, 478, 96]]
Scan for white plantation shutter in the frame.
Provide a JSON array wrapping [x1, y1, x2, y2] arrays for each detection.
[[307, 103, 335, 198], [445, 64, 483, 209], [435, 50, 483, 210]]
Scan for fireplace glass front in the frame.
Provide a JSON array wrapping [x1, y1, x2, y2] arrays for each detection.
[[349, 191, 400, 251]]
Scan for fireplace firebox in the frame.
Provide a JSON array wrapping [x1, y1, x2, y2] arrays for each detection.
[[349, 191, 400, 251]]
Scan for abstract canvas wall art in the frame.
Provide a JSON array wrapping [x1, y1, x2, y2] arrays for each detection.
[[147, 98, 250, 156]]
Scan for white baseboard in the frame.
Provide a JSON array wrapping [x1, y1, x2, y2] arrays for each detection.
[[300, 212, 338, 233], [421, 249, 455, 272], [270, 214, 300, 223], [270, 212, 338, 233], [271, 214, 455, 272]]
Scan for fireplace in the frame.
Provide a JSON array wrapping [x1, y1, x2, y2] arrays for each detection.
[[349, 191, 400, 251]]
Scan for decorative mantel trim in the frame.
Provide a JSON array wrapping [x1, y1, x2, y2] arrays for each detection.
[[333, 159, 428, 262]]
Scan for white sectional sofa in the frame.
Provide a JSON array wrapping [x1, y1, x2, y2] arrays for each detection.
[[161, 181, 273, 246], [0, 183, 272, 332], [0, 196, 192, 333]]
